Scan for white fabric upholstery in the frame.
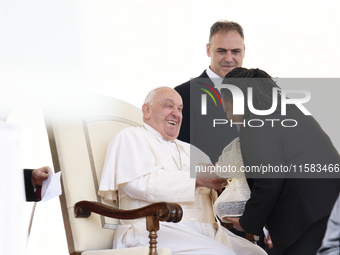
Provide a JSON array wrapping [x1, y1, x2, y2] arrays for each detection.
[[45, 96, 171, 254]]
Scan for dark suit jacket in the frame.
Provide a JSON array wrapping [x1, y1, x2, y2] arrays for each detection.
[[239, 108, 340, 255], [24, 169, 39, 201], [174, 70, 238, 163]]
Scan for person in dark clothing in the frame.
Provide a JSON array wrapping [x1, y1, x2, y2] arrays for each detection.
[[221, 67, 340, 255], [24, 166, 50, 201], [174, 20, 244, 164]]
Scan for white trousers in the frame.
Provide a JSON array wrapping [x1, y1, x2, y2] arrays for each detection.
[[113, 221, 266, 255]]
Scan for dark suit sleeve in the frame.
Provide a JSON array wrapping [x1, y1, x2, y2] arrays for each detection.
[[24, 169, 38, 202], [175, 71, 238, 163], [239, 125, 285, 235], [174, 82, 190, 143], [240, 178, 285, 235]]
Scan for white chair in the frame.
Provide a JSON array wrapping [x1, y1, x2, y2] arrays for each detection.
[[44, 95, 182, 255]]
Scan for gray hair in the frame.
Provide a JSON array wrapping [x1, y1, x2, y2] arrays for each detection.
[[209, 20, 244, 42]]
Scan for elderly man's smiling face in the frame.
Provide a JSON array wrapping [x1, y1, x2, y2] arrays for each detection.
[[142, 87, 183, 141]]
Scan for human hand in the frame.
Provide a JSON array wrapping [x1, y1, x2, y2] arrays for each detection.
[[32, 166, 50, 186], [196, 177, 228, 191], [223, 217, 245, 232], [264, 232, 273, 249], [196, 165, 228, 190]]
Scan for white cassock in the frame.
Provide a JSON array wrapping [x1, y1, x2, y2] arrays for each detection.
[[99, 123, 266, 255]]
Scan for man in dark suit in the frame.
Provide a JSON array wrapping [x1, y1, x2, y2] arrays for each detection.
[[24, 166, 50, 201], [173, 20, 256, 247], [174, 20, 244, 164]]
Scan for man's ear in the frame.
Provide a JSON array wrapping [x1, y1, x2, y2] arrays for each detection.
[[206, 43, 211, 57], [243, 44, 246, 59], [142, 103, 151, 120]]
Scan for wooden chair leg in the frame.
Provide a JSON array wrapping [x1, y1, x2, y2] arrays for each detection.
[[146, 215, 160, 255]]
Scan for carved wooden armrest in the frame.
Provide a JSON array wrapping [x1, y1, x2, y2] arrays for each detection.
[[74, 201, 183, 255]]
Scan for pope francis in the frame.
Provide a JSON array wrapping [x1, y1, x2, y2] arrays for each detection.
[[98, 87, 266, 255]]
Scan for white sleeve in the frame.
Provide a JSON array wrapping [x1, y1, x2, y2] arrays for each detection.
[[121, 170, 196, 203]]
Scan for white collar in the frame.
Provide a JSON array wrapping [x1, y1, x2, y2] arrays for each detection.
[[143, 122, 175, 144], [206, 67, 223, 89]]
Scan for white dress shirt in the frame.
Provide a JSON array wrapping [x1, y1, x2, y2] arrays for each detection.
[[206, 66, 223, 89]]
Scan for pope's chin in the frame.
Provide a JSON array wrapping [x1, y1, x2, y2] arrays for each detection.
[[163, 128, 180, 141]]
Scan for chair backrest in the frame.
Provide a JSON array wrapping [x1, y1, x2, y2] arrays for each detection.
[[44, 95, 143, 254]]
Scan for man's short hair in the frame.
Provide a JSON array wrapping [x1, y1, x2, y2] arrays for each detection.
[[209, 20, 244, 42]]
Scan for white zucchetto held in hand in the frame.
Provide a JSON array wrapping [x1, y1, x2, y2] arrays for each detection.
[[213, 137, 251, 221]]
